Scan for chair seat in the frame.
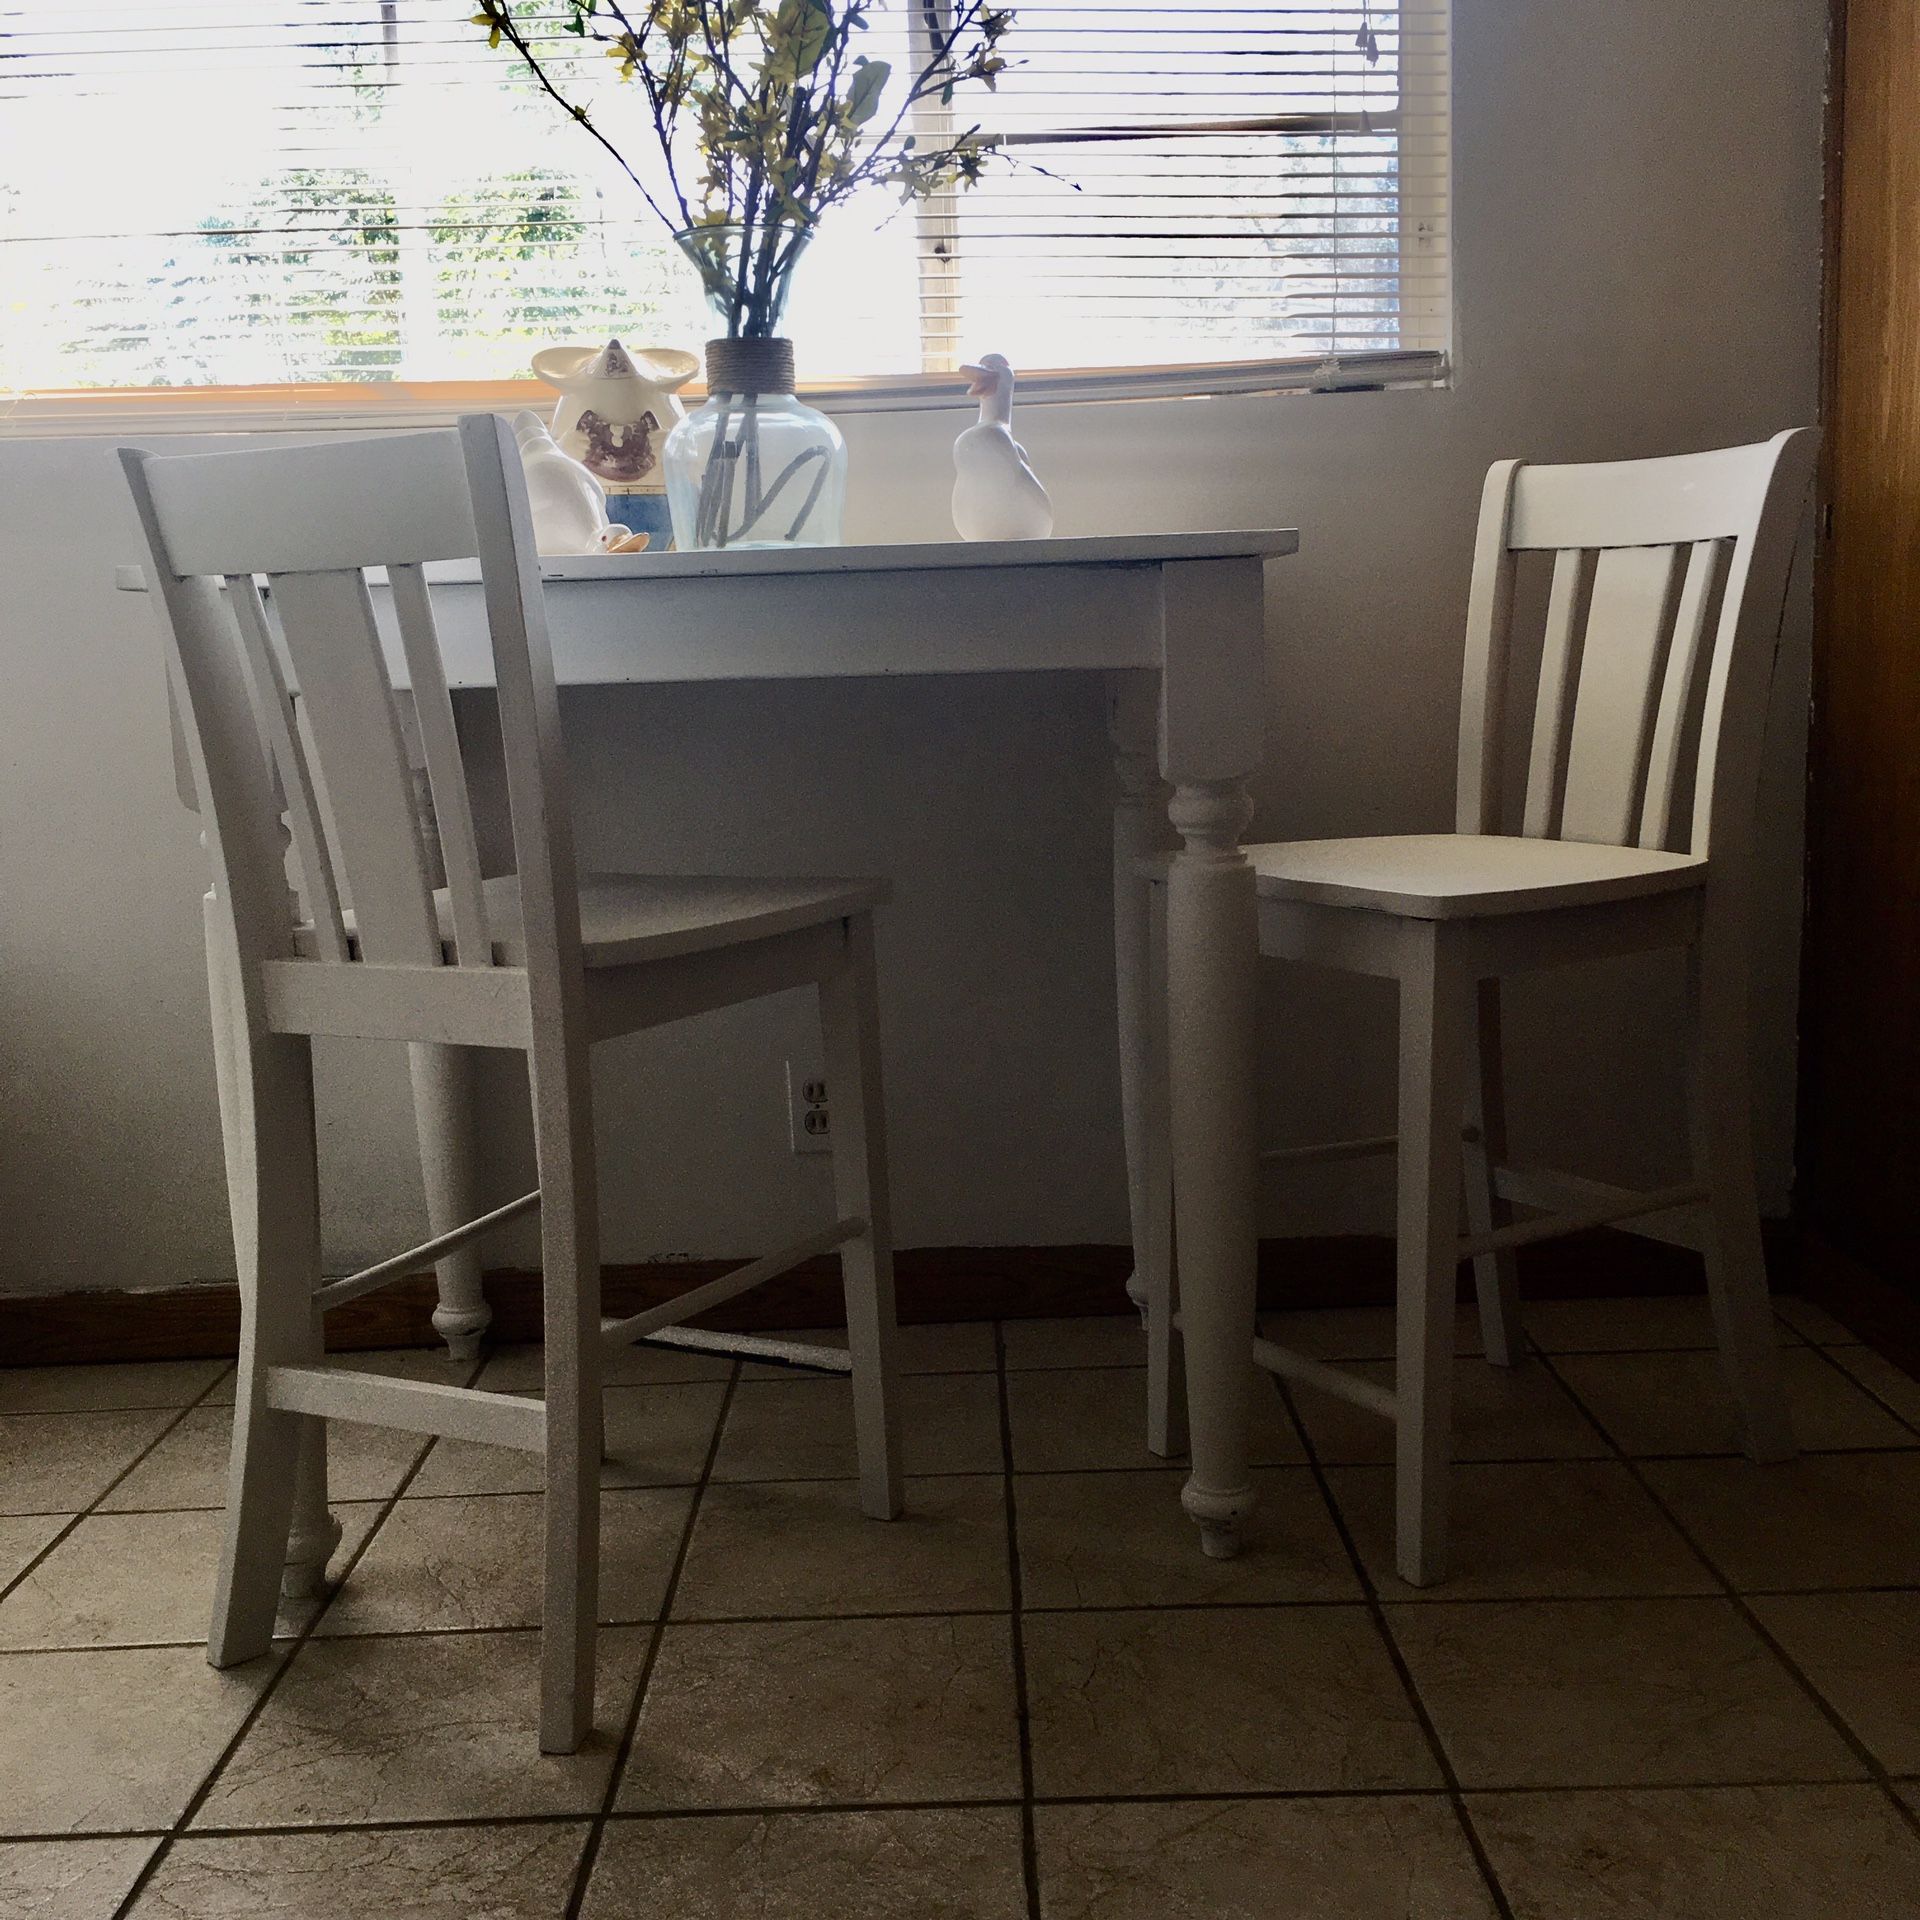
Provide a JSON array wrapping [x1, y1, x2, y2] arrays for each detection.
[[1246, 834, 1706, 919], [299, 871, 889, 968]]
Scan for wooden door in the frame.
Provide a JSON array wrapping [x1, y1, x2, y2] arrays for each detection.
[[1803, 0, 1920, 1301]]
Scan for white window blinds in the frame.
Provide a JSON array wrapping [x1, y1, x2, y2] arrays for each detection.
[[0, 3, 1449, 403]]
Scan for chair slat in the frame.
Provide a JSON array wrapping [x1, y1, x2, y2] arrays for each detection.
[[1635, 539, 1728, 850], [224, 574, 349, 963], [1559, 543, 1687, 846], [267, 568, 441, 964], [1521, 548, 1596, 837], [1454, 460, 1523, 834], [390, 563, 490, 968]]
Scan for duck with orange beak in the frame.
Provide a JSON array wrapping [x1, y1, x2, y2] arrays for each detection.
[[952, 352, 1054, 541]]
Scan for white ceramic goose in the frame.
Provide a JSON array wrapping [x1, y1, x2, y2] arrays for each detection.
[[510, 409, 615, 556], [952, 353, 1053, 542]]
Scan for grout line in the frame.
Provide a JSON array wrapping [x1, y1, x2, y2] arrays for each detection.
[[26, 1571, 1920, 1662], [992, 1321, 1043, 1920], [1795, 1340, 1920, 1444], [17, 1769, 1912, 1851], [108, 1349, 481, 1919], [0, 1364, 236, 1617], [562, 1359, 741, 1920], [49, 1432, 1920, 1525], [1274, 1370, 1518, 1920], [1535, 1351, 1920, 1849]]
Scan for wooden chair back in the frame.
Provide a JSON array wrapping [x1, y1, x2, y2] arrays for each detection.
[[1456, 429, 1818, 860], [119, 415, 583, 1014]]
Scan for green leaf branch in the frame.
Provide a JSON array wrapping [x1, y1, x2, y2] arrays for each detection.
[[468, 0, 1015, 337]]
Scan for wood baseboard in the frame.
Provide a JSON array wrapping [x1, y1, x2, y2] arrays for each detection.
[[0, 1226, 1786, 1368]]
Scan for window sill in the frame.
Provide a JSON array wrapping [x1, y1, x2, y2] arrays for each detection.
[[1, 351, 1448, 440]]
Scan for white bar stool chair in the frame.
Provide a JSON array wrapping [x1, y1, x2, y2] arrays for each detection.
[[121, 415, 903, 1751], [1138, 430, 1818, 1584]]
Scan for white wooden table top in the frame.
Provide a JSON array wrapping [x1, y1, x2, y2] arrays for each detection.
[[115, 528, 1297, 595]]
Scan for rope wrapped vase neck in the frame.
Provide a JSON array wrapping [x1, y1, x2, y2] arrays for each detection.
[[705, 336, 797, 396]]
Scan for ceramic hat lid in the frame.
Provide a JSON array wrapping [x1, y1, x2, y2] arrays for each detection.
[[532, 339, 698, 389]]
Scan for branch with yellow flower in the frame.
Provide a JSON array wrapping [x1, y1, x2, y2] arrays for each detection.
[[467, 0, 1016, 340]]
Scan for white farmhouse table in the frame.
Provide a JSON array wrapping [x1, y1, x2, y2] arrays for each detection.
[[123, 529, 1298, 1564]]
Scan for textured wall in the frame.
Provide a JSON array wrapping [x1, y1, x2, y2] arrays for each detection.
[[0, 0, 1827, 1292]]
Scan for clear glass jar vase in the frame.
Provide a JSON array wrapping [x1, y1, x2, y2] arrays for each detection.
[[663, 225, 846, 550]]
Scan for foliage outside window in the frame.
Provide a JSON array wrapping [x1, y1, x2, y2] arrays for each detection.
[[0, 3, 1450, 414]]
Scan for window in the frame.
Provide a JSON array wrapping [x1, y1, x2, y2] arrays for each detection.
[[0, 3, 1449, 418]]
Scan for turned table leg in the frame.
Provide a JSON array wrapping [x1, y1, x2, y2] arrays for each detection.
[[1156, 557, 1269, 1560], [1109, 673, 1163, 1330], [400, 727, 492, 1364], [409, 1044, 490, 1362], [1165, 779, 1260, 1557]]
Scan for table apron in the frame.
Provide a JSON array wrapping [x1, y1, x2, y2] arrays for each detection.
[[403, 563, 1167, 690]]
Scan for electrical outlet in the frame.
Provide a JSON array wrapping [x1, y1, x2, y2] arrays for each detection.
[[786, 1060, 830, 1154]]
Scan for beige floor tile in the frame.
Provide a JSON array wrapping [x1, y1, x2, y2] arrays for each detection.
[[1292, 1359, 1606, 1465], [1641, 1453, 1920, 1590], [478, 1341, 729, 1392], [1390, 1597, 1862, 1789], [102, 1408, 423, 1512], [1008, 1367, 1303, 1472], [1554, 1346, 1918, 1456], [1830, 1346, 1920, 1429], [1773, 1298, 1862, 1345], [1001, 1315, 1145, 1370], [580, 1808, 1028, 1920], [0, 1505, 382, 1651], [1024, 1605, 1437, 1797], [1331, 1462, 1716, 1602], [1470, 1784, 1920, 1919], [712, 1374, 1002, 1482], [744, 1322, 998, 1376], [673, 1476, 1009, 1620], [1017, 1467, 1360, 1608], [0, 1412, 175, 1516], [0, 1514, 67, 1590], [0, 1837, 160, 1918], [1259, 1304, 1486, 1363], [409, 1381, 727, 1496], [315, 1489, 691, 1636], [0, 1645, 281, 1834], [1521, 1295, 1725, 1354], [1751, 1592, 1920, 1773], [619, 1614, 1020, 1810], [195, 1627, 646, 1827], [1036, 1796, 1498, 1920], [0, 1361, 229, 1416], [130, 1824, 589, 1918]]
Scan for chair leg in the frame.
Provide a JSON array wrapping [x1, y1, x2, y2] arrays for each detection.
[[1142, 880, 1187, 1457], [209, 1018, 331, 1667], [1463, 977, 1525, 1367], [1394, 926, 1473, 1589], [530, 1035, 604, 1755], [821, 913, 904, 1521], [1687, 937, 1796, 1464]]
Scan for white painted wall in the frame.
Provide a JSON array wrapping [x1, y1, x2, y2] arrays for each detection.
[[0, 0, 1826, 1295]]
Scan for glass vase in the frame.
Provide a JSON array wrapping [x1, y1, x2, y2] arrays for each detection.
[[662, 226, 847, 551]]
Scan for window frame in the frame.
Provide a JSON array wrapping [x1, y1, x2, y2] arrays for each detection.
[[0, 1, 1451, 438]]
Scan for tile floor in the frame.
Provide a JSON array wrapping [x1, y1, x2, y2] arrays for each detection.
[[1, 1297, 1918, 1917]]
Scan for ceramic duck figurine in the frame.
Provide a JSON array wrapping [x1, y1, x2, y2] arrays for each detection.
[[510, 410, 615, 555], [952, 353, 1053, 542]]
